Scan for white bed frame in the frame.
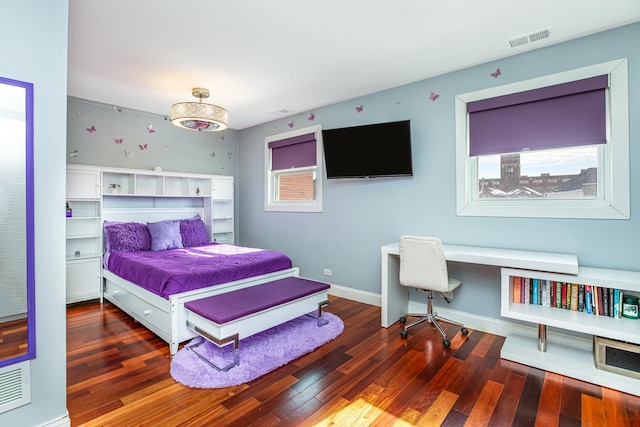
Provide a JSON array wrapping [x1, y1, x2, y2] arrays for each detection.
[[101, 207, 300, 355]]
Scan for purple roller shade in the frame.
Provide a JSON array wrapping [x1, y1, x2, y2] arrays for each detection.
[[268, 132, 316, 170], [468, 75, 608, 157]]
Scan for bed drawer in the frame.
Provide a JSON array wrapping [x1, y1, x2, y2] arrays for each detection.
[[104, 280, 131, 308], [130, 297, 171, 335]]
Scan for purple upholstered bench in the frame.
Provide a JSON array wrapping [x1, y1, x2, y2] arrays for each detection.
[[184, 276, 330, 371]]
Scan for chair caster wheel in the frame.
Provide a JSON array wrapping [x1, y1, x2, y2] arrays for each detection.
[[400, 330, 408, 338], [443, 339, 451, 347], [399, 317, 406, 324], [461, 327, 469, 336]]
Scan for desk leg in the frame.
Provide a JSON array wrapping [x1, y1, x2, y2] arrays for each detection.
[[538, 324, 547, 352], [381, 253, 408, 328]]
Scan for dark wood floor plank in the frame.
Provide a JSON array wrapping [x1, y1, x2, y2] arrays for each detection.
[[65, 298, 640, 427], [512, 366, 545, 426]]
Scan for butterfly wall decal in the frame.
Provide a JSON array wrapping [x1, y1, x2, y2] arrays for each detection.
[[429, 92, 439, 101], [114, 138, 123, 144], [356, 105, 363, 113], [86, 125, 96, 133], [125, 150, 135, 158], [308, 113, 315, 121], [288, 122, 294, 128], [147, 125, 156, 133], [491, 68, 501, 78], [139, 144, 148, 150]]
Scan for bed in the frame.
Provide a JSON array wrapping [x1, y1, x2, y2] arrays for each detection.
[[101, 207, 300, 354]]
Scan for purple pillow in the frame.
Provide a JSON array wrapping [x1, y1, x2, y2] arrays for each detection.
[[147, 219, 184, 251], [180, 217, 210, 247], [104, 222, 151, 253]]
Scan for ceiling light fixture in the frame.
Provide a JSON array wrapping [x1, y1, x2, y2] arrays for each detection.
[[171, 87, 228, 131]]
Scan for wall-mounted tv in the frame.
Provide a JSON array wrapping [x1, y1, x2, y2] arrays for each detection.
[[322, 120, 413, 179]]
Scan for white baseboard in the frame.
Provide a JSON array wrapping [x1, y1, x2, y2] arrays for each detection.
[[328, 284, 381, 307], [38, 414, 70, 427]]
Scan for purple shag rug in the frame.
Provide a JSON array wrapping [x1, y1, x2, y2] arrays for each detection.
[[170, 312, 344, 388]]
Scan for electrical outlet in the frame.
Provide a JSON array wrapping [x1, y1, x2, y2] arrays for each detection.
[[323, 268, 332, 276]]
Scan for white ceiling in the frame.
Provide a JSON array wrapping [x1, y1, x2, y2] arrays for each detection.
[[67, 0, 640, 130]]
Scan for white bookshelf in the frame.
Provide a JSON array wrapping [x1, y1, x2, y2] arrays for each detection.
[[501, 267, 640, 396], [66, 165, 102, 303]]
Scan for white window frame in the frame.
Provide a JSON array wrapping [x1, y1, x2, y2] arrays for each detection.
[[264, 124, 323, 212], [455, 58, 629, 219]]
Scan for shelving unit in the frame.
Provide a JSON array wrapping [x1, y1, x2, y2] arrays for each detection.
[[501, 267, 640, 396], [211, 176, 235, 244], [102, 169, 213, 198], [66, 165, 102, 304]]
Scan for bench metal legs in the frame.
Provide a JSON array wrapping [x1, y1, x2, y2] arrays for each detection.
[[306, 299, 330, 327], [186, 320, 240, 372]]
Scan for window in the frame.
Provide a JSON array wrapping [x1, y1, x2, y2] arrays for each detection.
[[265, 125, 323, 212], [455, 59, 629, 219]]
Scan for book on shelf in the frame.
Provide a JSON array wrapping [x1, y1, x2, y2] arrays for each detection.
[[513, 276, 522, 303], [532, 278, 539, 305], [614, 288, 621, 318], [602, 287, 609, 316], [585, 285, 593, 315], [597, 286, 605, 315], [524, 277, 530, 304], [570, 283, 579, 311], [543, 279, 550, 307], [578, 284, 585, 312]]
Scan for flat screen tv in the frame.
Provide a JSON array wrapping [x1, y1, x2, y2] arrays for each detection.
[[322, 120, 413, 179]]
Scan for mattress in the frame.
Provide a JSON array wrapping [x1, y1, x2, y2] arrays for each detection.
[[106, 243, 293, 299]]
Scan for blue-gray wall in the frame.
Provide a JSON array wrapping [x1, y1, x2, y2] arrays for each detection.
[[67, 97, 240, 176], [237, 23, 639, 319]]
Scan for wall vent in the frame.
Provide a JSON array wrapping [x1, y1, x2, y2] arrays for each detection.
[[507, 27, 552, 48], [0, 361, 31, 414]]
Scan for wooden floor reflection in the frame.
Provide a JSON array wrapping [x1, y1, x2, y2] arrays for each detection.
[[0, 317, 28, 361]]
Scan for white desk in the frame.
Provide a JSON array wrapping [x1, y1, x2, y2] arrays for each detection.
[[380, 242, 579, 327]]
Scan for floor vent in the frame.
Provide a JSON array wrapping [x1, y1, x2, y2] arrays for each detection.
[[0, 361, 31, 414], [507, 27, 552, 48]]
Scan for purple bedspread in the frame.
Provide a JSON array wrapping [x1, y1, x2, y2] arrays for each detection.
[[107, 243, 293, 299]]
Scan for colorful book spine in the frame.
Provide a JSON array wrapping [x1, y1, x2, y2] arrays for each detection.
[[513, 277, 522, 304], [597, 286, 605, 316], [603, 287, 609, 316], [561, 283, 568, 309], [556, 281, 562, 308], [578, 284, 585, 312], [609, 288, 615, 317], [570, 284, 579, 311], [585, 285, 593, 314], [524, 278, 530, 305], [532, 279, 539, 305]]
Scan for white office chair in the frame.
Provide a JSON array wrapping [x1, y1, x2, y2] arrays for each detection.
[[399, 235, 469, 347]]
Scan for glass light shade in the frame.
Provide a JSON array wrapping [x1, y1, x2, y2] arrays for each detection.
[[171, 101, 228, 131]]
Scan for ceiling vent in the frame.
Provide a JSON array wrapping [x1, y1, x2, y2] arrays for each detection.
[[506, 27, 551, 49]]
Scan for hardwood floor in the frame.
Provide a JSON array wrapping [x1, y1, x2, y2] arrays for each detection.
[[67, 297, 640, 426]]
